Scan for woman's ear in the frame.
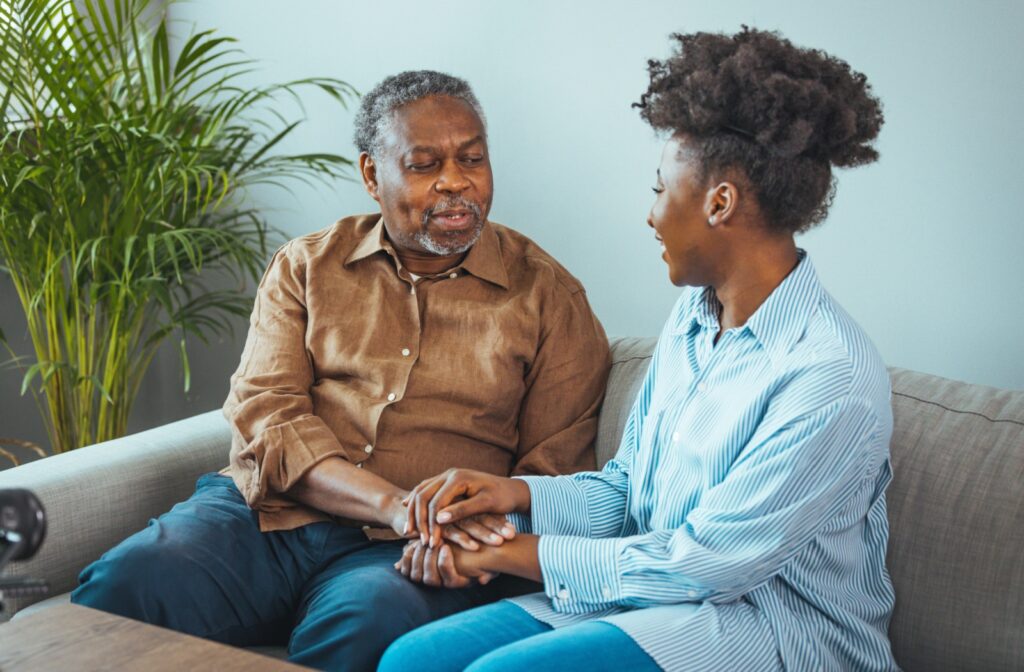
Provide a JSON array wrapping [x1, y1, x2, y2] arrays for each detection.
[[704, 181, 738, 227], [359, 152, 381, 203]]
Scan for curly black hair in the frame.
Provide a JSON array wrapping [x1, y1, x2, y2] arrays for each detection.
[[636, 28, 883, 233]]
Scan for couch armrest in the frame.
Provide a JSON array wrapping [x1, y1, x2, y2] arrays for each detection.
[[0, 410, 230, 616]]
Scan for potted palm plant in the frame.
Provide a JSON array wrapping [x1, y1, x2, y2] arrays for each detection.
[[0, 0, 356, 457]]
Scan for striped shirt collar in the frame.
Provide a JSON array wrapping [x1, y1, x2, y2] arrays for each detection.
[[676, 250, 822, 368]]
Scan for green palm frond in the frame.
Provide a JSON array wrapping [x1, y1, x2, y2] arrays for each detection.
[[0, 0, 357, 453]]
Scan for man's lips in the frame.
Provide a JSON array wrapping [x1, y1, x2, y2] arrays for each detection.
[[430, 210, 474, 231]]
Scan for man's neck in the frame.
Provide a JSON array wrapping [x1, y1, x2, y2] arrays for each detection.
[[393, 246, 468, 276]]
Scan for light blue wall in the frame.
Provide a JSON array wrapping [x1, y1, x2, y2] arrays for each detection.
[[2, 0, 1022, 460], [165, 0, 1024, 390]]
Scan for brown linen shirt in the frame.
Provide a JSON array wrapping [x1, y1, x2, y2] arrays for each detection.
[[223, 213, 611, 532]]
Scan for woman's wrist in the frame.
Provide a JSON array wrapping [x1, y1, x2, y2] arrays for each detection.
[[509, 477, 532, 513], [477, 534, 541, 582]]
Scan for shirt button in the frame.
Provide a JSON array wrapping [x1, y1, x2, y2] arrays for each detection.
[[387, 392, 397, 401], [601, 586, 612, 599], [448, 272, 458, 279], [671, 432, 680, 443], [687, 590, 699, 599], [364, 444, 373, 454], [696, 382, 708, 393], [556, 588, 570, 601], [401, 348, 411, 357]]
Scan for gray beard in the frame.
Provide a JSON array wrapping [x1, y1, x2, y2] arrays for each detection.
[[412, 220, 484, 255], [415, 198, 485, 255]]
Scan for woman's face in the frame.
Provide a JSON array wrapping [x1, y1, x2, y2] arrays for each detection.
[[647, 135, 719, 287]]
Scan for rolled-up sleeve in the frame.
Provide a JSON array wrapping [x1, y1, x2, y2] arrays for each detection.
[[223, 244, 347, 508]]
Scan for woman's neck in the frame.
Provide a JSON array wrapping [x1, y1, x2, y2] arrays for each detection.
[[713, 238, 800, 333]]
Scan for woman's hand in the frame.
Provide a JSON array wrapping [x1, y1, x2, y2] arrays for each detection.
[[395, 540, 498, 588], [439, 513, 517, 552], [404, 469, 531, 548]]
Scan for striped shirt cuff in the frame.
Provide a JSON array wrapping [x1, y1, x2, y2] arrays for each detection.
[[538, 535, 622, 610], [504, 511, 532, 534], [516, 475, 591, 536]]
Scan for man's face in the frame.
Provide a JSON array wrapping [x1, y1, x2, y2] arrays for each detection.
[[362, 95, 493, 257]]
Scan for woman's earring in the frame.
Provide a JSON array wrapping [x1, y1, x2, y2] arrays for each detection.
[[707, 217, 716, 227]]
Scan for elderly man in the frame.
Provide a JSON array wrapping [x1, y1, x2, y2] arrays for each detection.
[[71, 71, 610, 671]]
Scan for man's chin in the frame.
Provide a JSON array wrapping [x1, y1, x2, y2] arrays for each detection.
[[418, 222, 483, 256]]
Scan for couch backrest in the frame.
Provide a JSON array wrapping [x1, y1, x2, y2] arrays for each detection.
[[600, 338, 1024, 672], [885, 368, 1023, 672]]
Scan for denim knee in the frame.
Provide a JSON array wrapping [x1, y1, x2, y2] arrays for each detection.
[[71, 532, 178, 623]]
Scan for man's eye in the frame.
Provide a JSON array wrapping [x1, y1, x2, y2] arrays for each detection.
[[408, 162, 437, 171], [461, 155, 484, 165]]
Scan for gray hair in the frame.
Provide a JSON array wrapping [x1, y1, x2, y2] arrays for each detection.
[[353, 70, 486, 158]]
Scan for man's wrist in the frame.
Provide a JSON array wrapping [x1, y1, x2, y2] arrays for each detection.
[[378, 490, 408, 529]]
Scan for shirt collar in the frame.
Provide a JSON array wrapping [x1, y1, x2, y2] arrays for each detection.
[[343, 215, 510, 290], [671, 249, 822, 367], [744, 249, 822, 367], [343, 215, 390, 266]]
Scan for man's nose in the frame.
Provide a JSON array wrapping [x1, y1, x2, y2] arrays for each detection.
[[435, 161, 470, 193]]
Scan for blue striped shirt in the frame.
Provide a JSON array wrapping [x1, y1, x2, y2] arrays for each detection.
[[507, 252, 898, 671]]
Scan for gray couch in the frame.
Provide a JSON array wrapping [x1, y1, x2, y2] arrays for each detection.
[[1, 337, 1021, 671]]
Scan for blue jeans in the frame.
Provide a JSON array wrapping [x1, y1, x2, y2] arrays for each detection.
[[379, 600, 660, 672], [71, 473, 535, 671]]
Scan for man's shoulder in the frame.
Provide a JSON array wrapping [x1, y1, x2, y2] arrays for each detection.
[[488, 221, 585, 296], [279, 213, 380, 263]]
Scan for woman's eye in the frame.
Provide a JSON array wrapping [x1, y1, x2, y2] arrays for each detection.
[[651, 186, 664, 194]]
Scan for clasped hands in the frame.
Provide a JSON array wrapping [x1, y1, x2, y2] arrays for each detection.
[[390, 469, 529, 589]]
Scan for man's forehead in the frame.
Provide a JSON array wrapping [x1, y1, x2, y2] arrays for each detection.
[[381, 95, 486, 153]]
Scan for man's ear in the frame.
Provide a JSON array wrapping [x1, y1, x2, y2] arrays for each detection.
[[703, 181, 739, 227], [359, 152, 381, 202]]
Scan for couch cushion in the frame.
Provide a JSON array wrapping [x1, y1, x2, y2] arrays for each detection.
[[885, 368, 1024, 672], [596, 338, 657, 468]]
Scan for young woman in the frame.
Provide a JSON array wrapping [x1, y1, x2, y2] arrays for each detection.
[[380, 28, 897, 672]]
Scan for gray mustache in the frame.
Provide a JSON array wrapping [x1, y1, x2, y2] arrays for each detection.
[[423, 198, 483, 221]]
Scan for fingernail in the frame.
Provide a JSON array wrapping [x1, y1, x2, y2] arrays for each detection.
[[490, 534, 502, 543], [421, 533, 427, 544], [436, 512, 451, 523], [502, 525, 515, 536], [403, 522, 410, 534]]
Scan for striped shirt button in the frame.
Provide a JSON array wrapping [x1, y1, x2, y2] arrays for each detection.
[[671, 432, 680, 443], [387, 392, 397, 401], [601, 586, 612, 599], [556, 588, 570, 601], [696, 381, 708, 393]]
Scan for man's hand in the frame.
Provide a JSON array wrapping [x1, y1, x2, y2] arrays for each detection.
[[394, 540, 498, 588], [404, 469, 531, 548]]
